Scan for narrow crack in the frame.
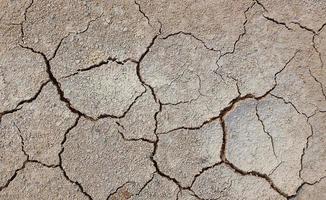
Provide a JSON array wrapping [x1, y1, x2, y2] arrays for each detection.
[[13, 122, 58, 168], [227, 75, 242, 97], [308, 69, 326, 100], [189, 162, 223, 188], [19, 0, 34, 40], [57, 115, 93, 200], [298, 112, 317, 182], [188, 190, 209, 200], [215, 18, 299, 97], [14, 80, 50, 108], [254, 0, 267, 12], [48, 14, 104, 61], [162, 31, 221, 53], [158, 115, 221, 135], [161, 96, 200, 106], [0, 161, 27, 192], [218, 2, 255, 58], [312, 34, 324, 69], [106, 181, 132, 200], [116, 122, 156, 144], [318, 22, 326, 33], [270, 94, 304, 116], [134, 0, 151, 26], [59, 165, 93, 200], [62, 56, 129, 79], [13, 122, 29, 158], [97, 86, 147, 119], [160, 74, 202, 106], [176, 188, 181, 200], [24, 0, 34, 21], [213, 1, 255, 75], [0, 80, 49, 122], [76, 13, 104, 35], [268, 161, 283, 176], [133, 173, 155, 196], [58, 115, 81, 166], [134, 22, 162, 103], [255, 105, 277, 158], [26, 160, 58, 168], [77, 57, 125, 72], [291, 21, 317, 35], [271, 49, 300, 89], [287, 176, 326, 199], [0, 108, 21, 124], [263, 15, 292, 30]]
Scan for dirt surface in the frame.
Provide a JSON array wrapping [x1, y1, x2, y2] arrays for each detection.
[[1, 0, 326, 199]]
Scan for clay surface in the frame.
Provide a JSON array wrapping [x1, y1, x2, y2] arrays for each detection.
[[1, 0, 326, 199]]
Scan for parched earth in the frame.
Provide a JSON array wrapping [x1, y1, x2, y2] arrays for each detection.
[[1, 0, 326, 199]]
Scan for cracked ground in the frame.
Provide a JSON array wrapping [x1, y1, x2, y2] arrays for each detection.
[[1, 0, 326, 200]]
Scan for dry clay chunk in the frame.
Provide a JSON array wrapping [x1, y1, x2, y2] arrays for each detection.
[[155, 121, 223, 187], [51, 0, 156, 78], [0, 24, 47, 113], [22, 0, 102, 57], [0, 163, 88, 200], [118, 89, 159, 141], [272, 49, 326, 116], [137, 0, 253, 53], [59, 61, 145, 119], [260, 0, 326, 32], [225, 95, 310, 195], [216, 3, 312, 96], [140, 33, 238, 133], [61, 118, 155, 200], [191, 164, 286, 200], [301, 111, 326, 183], [293, 178, 326, 200], [0, 121, 26, 188], [1, 83, 76, 166]]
